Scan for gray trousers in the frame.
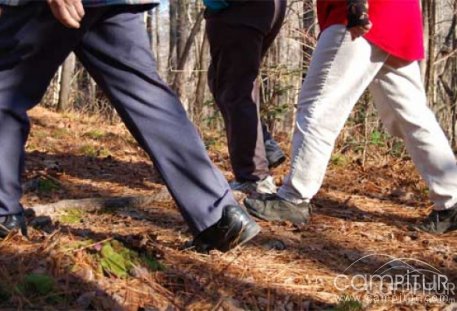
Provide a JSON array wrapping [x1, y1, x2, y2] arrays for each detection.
[[206, 0, 286, 182], [0, 4, 237, 234]]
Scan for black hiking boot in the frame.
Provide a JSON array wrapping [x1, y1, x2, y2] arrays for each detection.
[[191, 205, 261, 253]]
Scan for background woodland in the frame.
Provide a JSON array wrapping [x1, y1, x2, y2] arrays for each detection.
[[44, 1, 457, 157]]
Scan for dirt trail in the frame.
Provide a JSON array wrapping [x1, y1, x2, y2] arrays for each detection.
[[0, 107, 456, 310]]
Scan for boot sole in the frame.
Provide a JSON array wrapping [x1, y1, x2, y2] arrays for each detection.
[[245, 202, 311, 225], [238, 221, 261, 245]]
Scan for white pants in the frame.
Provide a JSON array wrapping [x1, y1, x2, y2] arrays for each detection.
[[278, 25, 457, 210]]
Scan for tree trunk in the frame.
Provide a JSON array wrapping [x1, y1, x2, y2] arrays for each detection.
[[192, 35, 209, 125], [57, 53, 76, 112], [168, 0, 179, 82], [154, 8, 161, 73], [176, 0, 188, 62], [171, 9, 205, 97], [302, 0, 316, 80], [424, 0, 436, 105]]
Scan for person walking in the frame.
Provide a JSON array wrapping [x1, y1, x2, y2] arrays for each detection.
[[204, 0, 287, 194], [0, 0, 260, 251], [245, 0, 457, 234]]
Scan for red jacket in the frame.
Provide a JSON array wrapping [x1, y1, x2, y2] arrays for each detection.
[[317, 0, 424, 61]]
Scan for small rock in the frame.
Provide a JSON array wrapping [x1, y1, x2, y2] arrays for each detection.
[[263, 239, 286, 251]]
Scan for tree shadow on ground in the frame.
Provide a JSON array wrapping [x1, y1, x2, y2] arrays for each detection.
[[323, 162, 430, 209], [55, 223, 335, 310], [61, 202, 457, 306], [16, 188, 457, 310], [312, 195, 418, 229], [250, 228, 457, 311], [25, 150, 164, 192], [0, 237, 126, 310]]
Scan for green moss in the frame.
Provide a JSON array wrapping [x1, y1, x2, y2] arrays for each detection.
[[52, 128, 71, 139], [32, 130, 49, 139], [331, 153, 349, 167], [95, 240, 164, 279], [84, 130, 105, 140], [99, 241, 131, 278], [78, 144, 98, 157], [78, 144, 110, 158], [59, 209, 85, 224]]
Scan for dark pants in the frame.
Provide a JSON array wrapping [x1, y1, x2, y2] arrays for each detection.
[[0, 4, 237, 235], [206, 0, 286, 182]]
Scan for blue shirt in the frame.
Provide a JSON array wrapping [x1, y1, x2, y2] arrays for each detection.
[[203, 0, 229, 12]]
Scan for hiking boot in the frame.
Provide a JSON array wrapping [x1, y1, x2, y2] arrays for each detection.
[[244, 194, 311, 225], [191, 205, 261, 252], [264, 139, 286, 169], [412, 206, 457, 234], [0, 212, 27, 238], [230, 175, 277, 195]]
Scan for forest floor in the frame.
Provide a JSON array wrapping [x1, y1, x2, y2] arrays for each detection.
[[0, 107, 456, 311]]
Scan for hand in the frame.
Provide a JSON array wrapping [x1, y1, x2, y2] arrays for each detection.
[[348, 22, 372, 40], [47, 0, 85, 29]]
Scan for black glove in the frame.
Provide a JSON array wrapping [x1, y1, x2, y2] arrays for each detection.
[[347, 0, 370, 28]]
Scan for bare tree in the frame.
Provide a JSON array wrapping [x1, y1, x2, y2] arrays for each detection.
[[57, 53, 76, 112]]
